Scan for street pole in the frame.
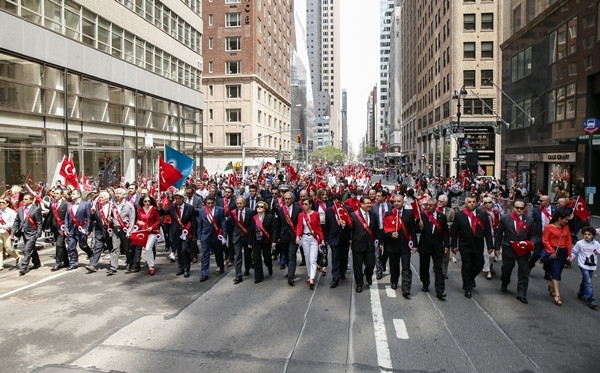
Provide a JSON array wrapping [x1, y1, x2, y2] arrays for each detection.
[[241, 124, 246, 181], [453, 86, 467, 177]]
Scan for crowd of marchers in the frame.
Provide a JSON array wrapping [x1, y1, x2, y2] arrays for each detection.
[[0, 166, 598, 309]]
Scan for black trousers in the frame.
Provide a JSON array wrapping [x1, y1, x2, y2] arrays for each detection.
[[388, 247, 412, 292], [459, 247, 484, 291], [419, 251, 445, 295], [502, 253, 530, 297], [51, 228, 69, 267], [253, 241, 273, 281], [352, 249, 375, 287], [330, 239, 350, 282]]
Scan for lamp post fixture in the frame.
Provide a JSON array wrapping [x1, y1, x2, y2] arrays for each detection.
[[452, 86, 468, 176]]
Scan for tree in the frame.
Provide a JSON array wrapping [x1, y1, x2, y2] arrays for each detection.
[[308, 145, 346, 163]]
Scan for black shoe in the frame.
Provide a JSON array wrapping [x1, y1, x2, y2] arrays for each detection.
[[280, 264, 286, 269], [376, 273, 383, 280], [330, 280, 338, 288], [132, 267, 141, 273], [436, 293, 447, 300], [243, 270, 250, 276], [500, 285, 508, 293], [19, 269, 27, 276], [199, 275, 208, 282], [544, 274, 552, 280], [391, 283, 398, 290], [66, 265, 78, 271], [356, 286, 362, 293], [233, 277, 243, 284], [288, 278, 294, 286], [402, 291, 411, 299], [106, 269, 116, 276], [85, 265, 98, 273], [299, 261, 306, 267], [464, 290, 472, 298], [51, 264, 64, 271], [175, 269, 184, 276], [366, 277, 373, 286], [183, 272, 190, 278], [473, 279, 476, 288], [268, 266, 273, 276], [340, 274, 346, 280], [516, 296, 528, 304], [219, 267, 225, 274], [422, 286, 429, 292], [254, 279, 263, 284], [31, 264, 41, 270], [442, 273, 448, 279]]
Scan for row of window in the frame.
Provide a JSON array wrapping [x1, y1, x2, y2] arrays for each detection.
[[463, 13, 494, 31], [0, 0, 203, 91], [464, 41, 494, 59]]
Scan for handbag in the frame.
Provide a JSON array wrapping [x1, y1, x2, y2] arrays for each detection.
[[318, 244, 328, 267], [540, 230, 563, 263]]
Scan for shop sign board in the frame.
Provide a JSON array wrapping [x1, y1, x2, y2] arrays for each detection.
[[543, 152, 576, 162]]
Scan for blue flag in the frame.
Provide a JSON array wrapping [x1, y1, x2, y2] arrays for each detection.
[[165, 145, 194, 188]]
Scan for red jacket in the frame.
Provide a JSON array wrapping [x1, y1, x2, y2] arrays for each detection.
[[296, 211, 324, 243], [136, 206, 161, 234]]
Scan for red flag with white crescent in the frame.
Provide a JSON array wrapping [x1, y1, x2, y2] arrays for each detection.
[[81, 174, 93, 191], [574, 195, 590, 222], [159, 157, 183, 191], [59, 155, 81, 189]]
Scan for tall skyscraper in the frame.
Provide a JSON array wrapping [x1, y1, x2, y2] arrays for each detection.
[[378, 0, 395, 151], [0, 0, 203, 187], [202, 0, 293, 173], [306, 0, 342, 151]]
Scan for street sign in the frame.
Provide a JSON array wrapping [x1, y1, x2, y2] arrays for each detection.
[[587, 186, 597, 194], [583, 117, 600, 135], [594, 139, 600, 145]]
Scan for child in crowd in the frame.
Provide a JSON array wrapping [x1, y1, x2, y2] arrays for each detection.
[[572, 226, 600, 309]]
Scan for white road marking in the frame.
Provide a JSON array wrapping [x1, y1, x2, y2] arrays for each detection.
[[385, 285, 397, 298], [370, 278, 392, 372], [0, 270, 72, 299], [393, 319, 409, 339]]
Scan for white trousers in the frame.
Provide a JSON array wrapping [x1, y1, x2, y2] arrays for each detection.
[[301, 235, 319, 280]]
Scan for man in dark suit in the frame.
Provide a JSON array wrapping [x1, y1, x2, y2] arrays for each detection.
[[184, 186, 204, 262], [216, 186, 236, 267], [371, 189, 392, 280], [273, 191, 301, 285], [325, 194, 353, 288], [350, 196, 378, 293], [165, 190, 197, 278], [46, 188, 70, 271], [86, 191, 114, 273], [384, 195, 418, 297], [495, 199, 536, 303], [418, 198, 450, 300], [528, 194, 555, 277], [64, 189, 93, 271], [107, 188, 136, 274], [12, 193, 43, 275], [245, 184, 263, 211], [231, 197, 254, 283], [197, 195, 227, 281], [451, 193, 493, 298]]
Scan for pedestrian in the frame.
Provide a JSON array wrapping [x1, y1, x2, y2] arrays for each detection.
[[451, 193, 493, 298], [418, 198, 449, 300], [350, 196, 378, 293], [479, 196, 501, 280], [437, 194, 455, 279], [64, 189, 93, 271], [0, 197, 20, 270], [495, 199, 535, 304], [87, 191, 114, 273], [163, 190, 197, 278], [134, 195, 161, 275], [529, 195, 555, 278], [12, 193, 43, 275], [372, 189, 392, 280], [45, 188, 70, 271], [542, 208, 573, 306], [295, 197, 324, 289], [231, 196, 254, 284], [273, 191, 301, 286], [571, 226, 599, 309], [249, 201, 274, 284], [197, 195, 227, 282], [107, 188, 135, 275]]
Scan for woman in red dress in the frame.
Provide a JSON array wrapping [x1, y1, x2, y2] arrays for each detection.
[[136, 196, 161, 275], [296, 200, 324, 289]]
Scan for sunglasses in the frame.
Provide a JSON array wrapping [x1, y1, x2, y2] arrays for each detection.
[[514, 206, 524, 210], [302, 202, 310, 206], [257, 206, 265, 209]]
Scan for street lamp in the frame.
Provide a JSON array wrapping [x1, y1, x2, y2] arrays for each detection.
[[452, 86, 468, 176]]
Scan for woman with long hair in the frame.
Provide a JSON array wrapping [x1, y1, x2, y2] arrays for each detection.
[[295, 198, 324, 289], [135, 195, 161, 275], [542, 207, 573, 305], [249, 201, 274, 283], [314, 188, 331, 275]]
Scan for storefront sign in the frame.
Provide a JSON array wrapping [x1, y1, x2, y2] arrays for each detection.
[[543, 152, 576, 162], [505, 153, 540, 162]]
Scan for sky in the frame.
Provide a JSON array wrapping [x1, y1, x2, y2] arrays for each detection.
[[340, 1, 380, 155]]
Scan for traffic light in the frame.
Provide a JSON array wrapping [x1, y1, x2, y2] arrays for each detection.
[[296, 132, 302, 144]]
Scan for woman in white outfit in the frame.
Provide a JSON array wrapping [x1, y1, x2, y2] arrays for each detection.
[[295, 199, 324, 289]]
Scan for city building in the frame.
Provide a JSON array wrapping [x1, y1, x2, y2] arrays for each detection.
[[306, 0, 342, 152], [341, 88, 348, 154], [0, 0, 203, 189], [397, 0, 503, 177], [500, 0, 600, 210], [201, 0, 293, 174], [386, 3, 403, 167], [378, 0, 395, 152]]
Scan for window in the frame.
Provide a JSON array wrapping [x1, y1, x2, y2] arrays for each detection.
[[526, 0, 536, 23], [513, 5, 522, 33], [464, 14, 475, 31], [208, 14, 213, 26], [226, 13, 241, 27], [208, 61, 213, 73], [226, 85, 241, 98], [226, 109, 241, 122], [208, 38, 213, 49], [463, 42, 475, 59], [226, 133, 241, 146], [209, 132, 213, 144], [225, 0, 241, 3], [481, 13, 493, 30], [481, 70, 493, 86], [226, 61, 241, 74], [225, 36, 241, 51], [208, 109, 213, 120], [463, 70, 476, 87], [481, 42, 493, 58]]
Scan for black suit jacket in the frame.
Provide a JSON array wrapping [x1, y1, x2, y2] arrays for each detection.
[[451, 209, 493, 252], [47, 199, 68, 231], [13, 204, 43, 239], [232, 207, 255, 244], [418, 211, 449, 255], [245, 196, 263, 211], [324, 204, 352, 246], [250, 213, 274, 246], [216, 196, 236, 233], [494, 214, 535, 258], [350, 209, 378, 253], [273, 204, 301, 244], [383, 208, 418, 254], [166, 202, 197, 240]]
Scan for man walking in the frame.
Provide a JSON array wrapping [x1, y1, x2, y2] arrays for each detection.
[[13, 193, 43, 275]]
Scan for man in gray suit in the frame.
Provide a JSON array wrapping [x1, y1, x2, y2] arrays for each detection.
[[437, 194, 455, 279], [12, 193, 43, 275]]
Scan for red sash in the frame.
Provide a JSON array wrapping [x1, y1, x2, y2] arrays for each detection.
[[301, 213, 320, 242], [462, 208, 485, 234], [510, 212, 529, 235], [68, 204, 87, 232], [541, 208, 552, 221], [51, 201, 65, 230], [383, 209, 412, 245], [112, 203, 129, 230], [223, 198, 230, 216], [282, 205, 296, 231], [205, 207, 223, 236], [98, 203, 111, 228], [231, 209, 249, 236], [174, 205, 192, 238], [354, 210, 376, 241], [253, 214, 272, 243], [24, 208, 38, 230], [424, 210, 442, 233], [0, 213, 11, 234], [316, 200, 327, 213]]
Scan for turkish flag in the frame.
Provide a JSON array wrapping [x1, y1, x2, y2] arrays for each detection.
[[285, 164, 298, 182], [573, 195, 590, 222], [229, 172, 239, 187], [411, 199, 422, 220], [159, 157, 183, 191], [130, 230, 149, 247], [81, 174, 93, 191], [59, 155, 80, 189], [202, 168, 209, 180]]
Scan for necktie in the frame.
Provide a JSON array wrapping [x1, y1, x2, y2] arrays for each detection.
[[251, 199, 255, 210], [239, 210, 243, 223], [364, 211, 369, 226]]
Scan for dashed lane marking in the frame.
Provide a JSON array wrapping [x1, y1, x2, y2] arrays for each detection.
[[393, 319, 409, 339]]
